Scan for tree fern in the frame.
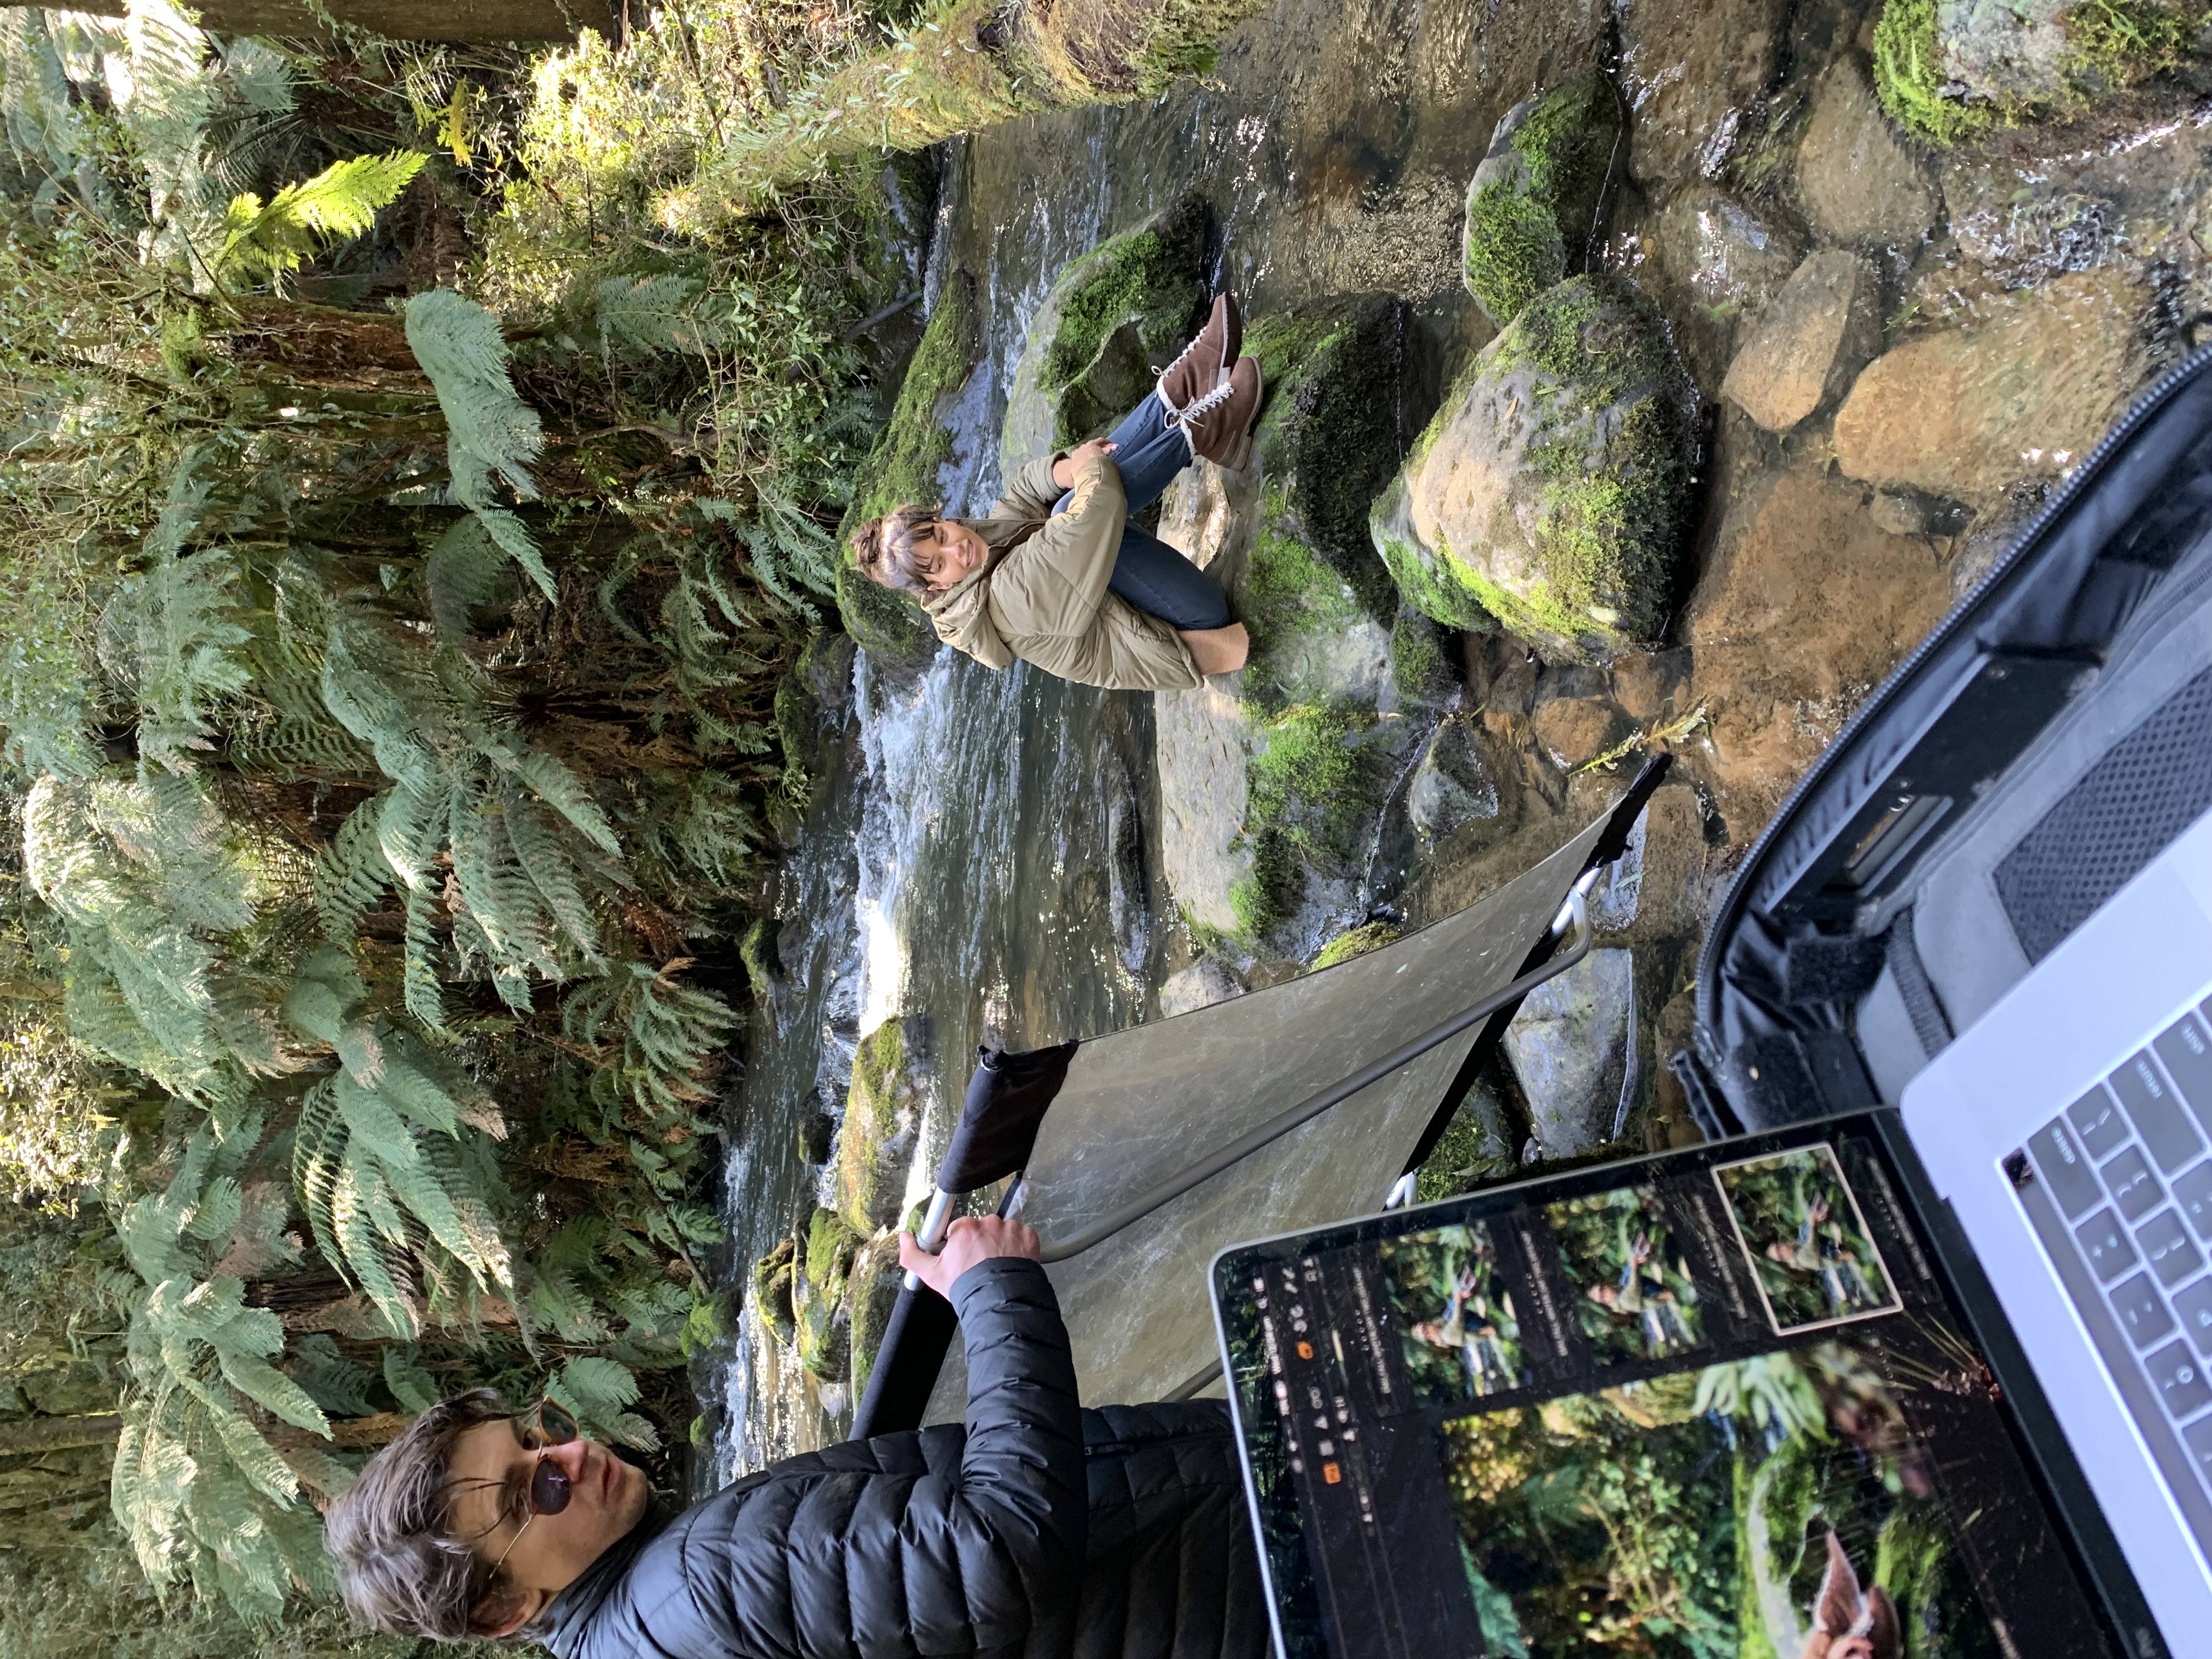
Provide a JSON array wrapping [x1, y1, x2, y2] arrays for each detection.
[[405, 289, 556, 600], [212, 151, 425, 285]]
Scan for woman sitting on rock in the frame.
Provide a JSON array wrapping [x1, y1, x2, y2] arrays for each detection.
[[852, 295, 1262, 690]]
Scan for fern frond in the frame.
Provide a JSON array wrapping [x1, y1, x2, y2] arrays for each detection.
[[313, 791, 395, 941], [212, 151, 425, 283]]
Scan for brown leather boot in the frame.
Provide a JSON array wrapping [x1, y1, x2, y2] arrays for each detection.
[[1154, 293, 1242, 418], [1176, 356, 1263, 468]]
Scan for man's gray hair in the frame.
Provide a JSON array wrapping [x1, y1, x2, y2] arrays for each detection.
[[326, 1387, 514, 1641]]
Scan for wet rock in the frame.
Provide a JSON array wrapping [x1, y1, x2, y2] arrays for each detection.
[[1872, 0, 2200, 143], [1372, 277, 1697, 662], [1154, 679, 1254, 939], [1795, 57, 1938, 248], [837, 271, 984, 664], [1503, 946, 1637, 1154], [1685, 460, 1954, 828], [1936, 111, 2212, 285], [1236, 296, 1412, 619], [1462, 69, 1623, 329], [1308, 919, 1402, 972], [1407, 716, 1503, 844], [1598, 783, 1709, 946], [844, 1233, 905, 1401], [1160, 957, 1245, 1016], [797, 1098, 836, 1165], [1531, 695, 1633, 771], [793, 1208, 865, 1382], [1390, 608, 1459, 707], [1720, 250, 1883, 431], [1834, 267, 2151, 503], [1620, 0, 1786, 185], [1002, 196, 1207, 460], [1608, 647, 1694, 722], [1645, 185, 1807, 390], [752, 1236, 798, 1350], [836, 1017, 928, 1234], [1869, 489, 1927, 535]]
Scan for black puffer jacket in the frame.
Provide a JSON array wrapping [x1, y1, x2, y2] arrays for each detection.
[[539, 1259, 1269, 1659]]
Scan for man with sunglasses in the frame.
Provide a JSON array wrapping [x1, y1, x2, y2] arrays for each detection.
[[325, 1216, 1268, 1659]]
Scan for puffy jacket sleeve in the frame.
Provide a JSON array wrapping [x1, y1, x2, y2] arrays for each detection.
[[985, 457, 1127, 641], [992, 454, 1072, 520]]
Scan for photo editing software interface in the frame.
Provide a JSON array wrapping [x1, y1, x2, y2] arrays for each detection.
[[1215, 1125, 2117, 1659]]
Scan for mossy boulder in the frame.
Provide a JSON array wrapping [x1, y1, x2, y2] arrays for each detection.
[[1308, 919, 1401, 972], [1370, 276, 1695, 664], [1002, 196, 1208, 459], [1236, 296, 1413, 620], [1152, 296, 1450, 963], [751, 1235, 799, 1352], [836, 1016, 928, 1234], [792, 1207, 865, 1381], [844, 1232, 906, 1403], [834, 269, 984, 664], [1873, 0, 2201, 145], [1462, 69, 1622, 329]]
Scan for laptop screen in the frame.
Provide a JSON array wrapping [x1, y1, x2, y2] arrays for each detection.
[[1211, 1119, 2115, 1659]]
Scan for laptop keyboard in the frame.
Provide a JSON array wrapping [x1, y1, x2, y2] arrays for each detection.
[[2024, 998, 2212, 1522]]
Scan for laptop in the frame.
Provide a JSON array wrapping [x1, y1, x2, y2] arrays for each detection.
[[1210, 811, 2212, 1659]]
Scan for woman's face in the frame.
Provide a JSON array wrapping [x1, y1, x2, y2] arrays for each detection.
[[917, 520, 988, 590]]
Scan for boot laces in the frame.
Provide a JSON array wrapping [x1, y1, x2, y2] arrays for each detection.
[[1167, 374, 1237, 427], [1151, 331, 1204, 382]]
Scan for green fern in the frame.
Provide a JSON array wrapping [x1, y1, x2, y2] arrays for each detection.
[[404, 289, 556, 601], [212, 151, 425, 284]]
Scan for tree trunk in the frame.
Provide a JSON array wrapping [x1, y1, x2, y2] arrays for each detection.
[[0, 0, 620, 42], [0, 1413, 122, 1455]]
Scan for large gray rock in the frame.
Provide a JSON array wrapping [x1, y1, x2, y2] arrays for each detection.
[[1462, 69, 1623, 329], [1159, 958, 1246, 1017], [1001, 196, 1207, 461], [1720, 250, 1883, 432], [1645, 185, 1807, 391], [1371, 277, 1696, 663], [1503, 947, 1637, 1155], [1833, 266, 2151, 504], [1795, 57, 1938, 249]]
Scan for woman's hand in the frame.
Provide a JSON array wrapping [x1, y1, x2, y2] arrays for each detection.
[[1051, 438, 1118, 490], [900, 1215, 1042, 1299]]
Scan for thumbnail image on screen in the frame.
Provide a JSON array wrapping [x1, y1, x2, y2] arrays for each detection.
[[1437, 1338, 1998, 1659], [1542, 1184, 1704, 1364], [1378, 1222, 1530, 1403], [1715, 1145, 1900, 1334]]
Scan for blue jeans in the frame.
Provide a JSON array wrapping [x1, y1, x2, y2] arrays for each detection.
[[1049, 393, 1232, 631]]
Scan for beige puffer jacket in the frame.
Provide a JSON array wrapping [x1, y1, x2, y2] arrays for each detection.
[[919, 453, 1203, 692]]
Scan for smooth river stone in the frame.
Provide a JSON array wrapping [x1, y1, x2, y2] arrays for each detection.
[[1720, 249, 1882, 432]]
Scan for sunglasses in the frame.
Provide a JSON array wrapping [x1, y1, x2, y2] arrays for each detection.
[[460, 1397, 580, 1588]]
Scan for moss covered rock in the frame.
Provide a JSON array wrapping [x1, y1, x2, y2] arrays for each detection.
[[844, 1232, 906, 1403], [1308, 919, 1401, 972], [834, 270, 984, 663], [1873, 0, 2201, 145], [751, 1235, 798, 1350], [1462, 69, 1622, 329], [1002, 196, 1208, 460], [836, 1017, 928, 1234], [1152, 295, 1449, 962], [1370, 277, 1695, 663], [792, 1207, 865, 1381], [1237, 296, 1413, 619]]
